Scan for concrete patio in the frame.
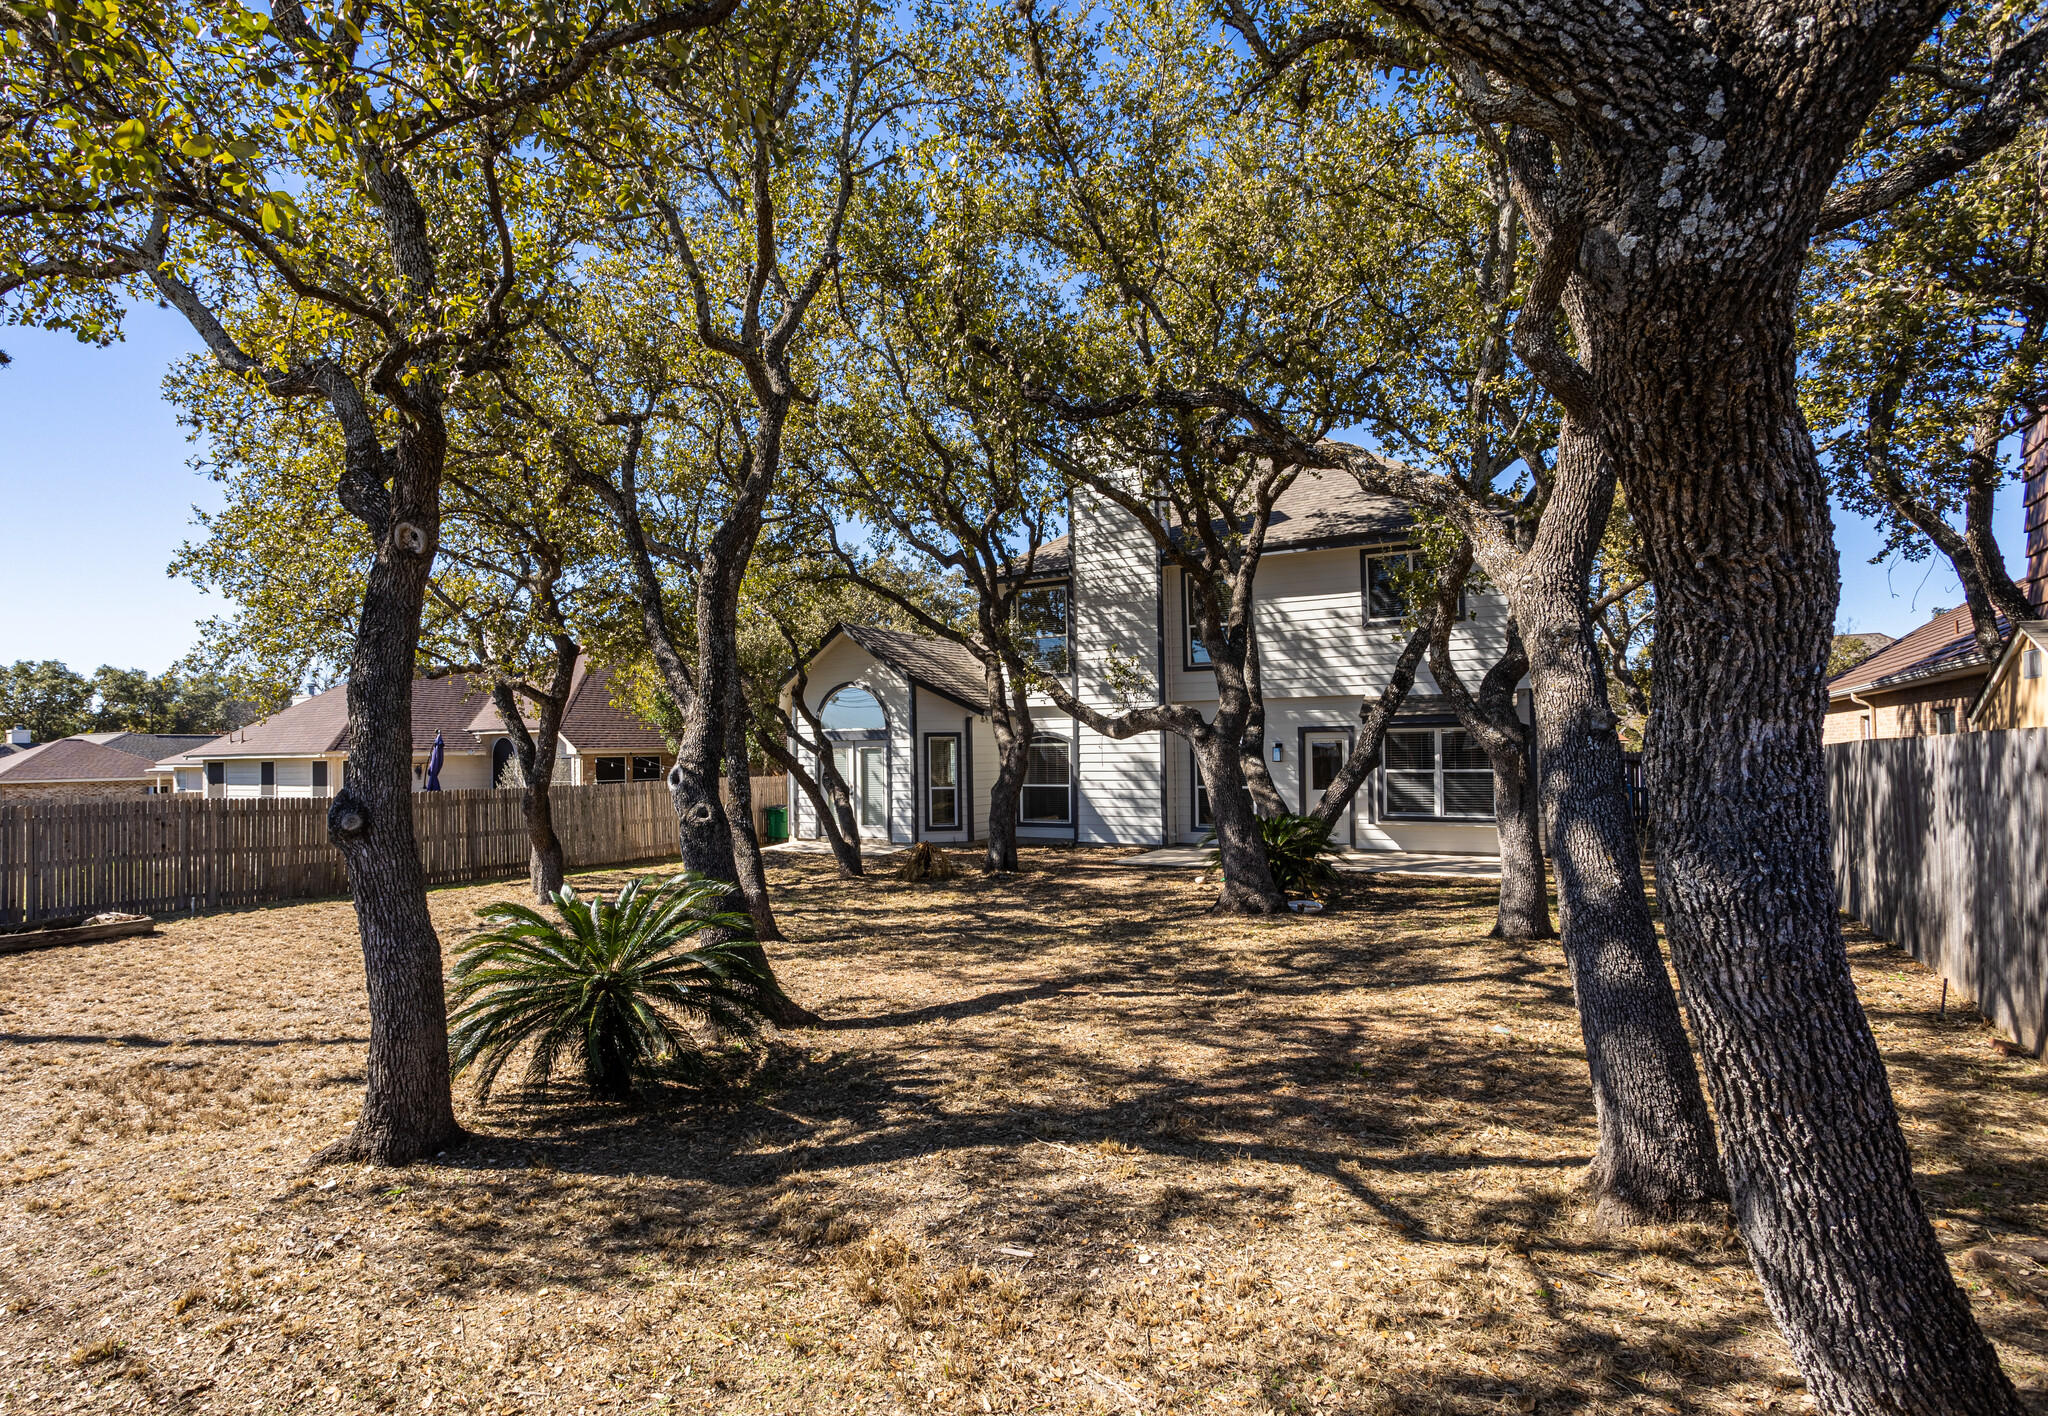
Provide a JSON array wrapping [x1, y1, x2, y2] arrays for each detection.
[[1109, 845, 1502, 878]]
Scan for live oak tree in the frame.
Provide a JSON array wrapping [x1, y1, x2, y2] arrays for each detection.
[[1, 0, 738, 1163], [1803, 31, 2048, 655], [536, 0, 907, 995], [1235, 0, 2043, 1401], [813, 261, 1069, 875], [923, 0, 1434, 911]]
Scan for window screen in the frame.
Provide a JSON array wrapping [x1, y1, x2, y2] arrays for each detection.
[[1365, 553, 1410, 622], [1440, 730, 1494, 815], [1382, 730, 1436, 816], [259, 761, 276, 787], [927, 736, 960, 829], [1022, 738, 1071, 823]]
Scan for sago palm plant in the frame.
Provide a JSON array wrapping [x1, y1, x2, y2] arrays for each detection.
[[448, 873, 782, 1103], [1202, 813, 1339, 900]]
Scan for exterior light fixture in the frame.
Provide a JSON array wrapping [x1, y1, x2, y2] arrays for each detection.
[[1271, 742, 1284, 762]]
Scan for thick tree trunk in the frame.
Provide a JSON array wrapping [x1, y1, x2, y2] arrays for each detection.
[[1487, 746, 1550, 942], [1238, 631, 1288, 817], [984, 708, 1031, 874], [1598, 275, 2018, 1406], [1192, 728, 1285, 914], [321, 435, 462, 1167], [1427, 582, 1553, 943], [488, 676, 568, 904], [723, 692, 783, 941], [1511, 423, 1727, 1224]]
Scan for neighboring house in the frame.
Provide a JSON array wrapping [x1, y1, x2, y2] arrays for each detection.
[[0, 730, 216, 801], [151, 660, 671, 797], [1823, 606, 2006, 743], [780, 473, 1520, 855], [1970, 622, 2048, 731]]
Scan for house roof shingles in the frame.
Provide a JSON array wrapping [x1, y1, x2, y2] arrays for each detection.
[[76, 732, 223, 762], [1828, 606, 2003, 697], [838, 625, 990, 712], [1021, 472, 1416, 585], [0, 737, 158, 784], [180, 674, 498, 760]]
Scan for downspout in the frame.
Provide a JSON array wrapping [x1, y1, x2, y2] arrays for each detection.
[[1848, 689, 1878, 740]]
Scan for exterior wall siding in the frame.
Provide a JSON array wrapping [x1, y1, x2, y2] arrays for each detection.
[[1071, 486, 1164, 845], [1825, 674, 1989, 743]]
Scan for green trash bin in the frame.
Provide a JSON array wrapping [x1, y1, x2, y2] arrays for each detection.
[[763, 805, 788, 843]]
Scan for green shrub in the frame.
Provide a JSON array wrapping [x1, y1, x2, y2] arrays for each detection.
[[448, 873, 780, 1103], [1203, 813, 1338, 900]]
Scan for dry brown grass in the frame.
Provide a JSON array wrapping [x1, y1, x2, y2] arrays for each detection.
[[0, 847, 2043, 1415]]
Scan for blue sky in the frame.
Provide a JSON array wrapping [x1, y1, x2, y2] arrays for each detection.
[[0, 305, 2031, 673]]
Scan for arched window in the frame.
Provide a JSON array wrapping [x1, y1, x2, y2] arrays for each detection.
[[492, 737, 523, 788], [820, 684, 886, 733]]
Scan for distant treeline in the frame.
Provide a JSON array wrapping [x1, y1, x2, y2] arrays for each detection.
[[0, 660, 274, 742]]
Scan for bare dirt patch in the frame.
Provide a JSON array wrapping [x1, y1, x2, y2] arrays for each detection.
[[0, 848, 2041, 1414]]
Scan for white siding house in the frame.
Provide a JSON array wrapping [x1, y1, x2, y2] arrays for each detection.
[[781, 474, 1522, 855]]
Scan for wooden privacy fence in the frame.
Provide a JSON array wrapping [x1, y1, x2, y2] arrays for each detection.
[[0, 781, 691, 925], [1828, 729, 2048, 1054]]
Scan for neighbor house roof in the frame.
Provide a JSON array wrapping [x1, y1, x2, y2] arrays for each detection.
[[0, 737, 159, 785], [1827, 606, 2005, 698], [75, 732, 222, 762], [460, 660, 670, 754], [1021, 472, 1417, 584], [790, 624, 991, 713], [176, 674, 498, 760]]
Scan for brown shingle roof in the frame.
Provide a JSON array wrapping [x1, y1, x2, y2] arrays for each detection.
[[185, 675, 499, 759], [1025, 472, 1416, 582], [559, 664, 669, 753], [1828, 607, 2002, 697], [0, 737, 157, 784], [835, 625, 991, 712]]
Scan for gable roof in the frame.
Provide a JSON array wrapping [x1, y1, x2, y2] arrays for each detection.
[[1827, 605, 2004, 698], [791, 624, 990, 713], [178, 674, 498, 760], [1970, 621, 2048, 722], [0, 737, 159, 785], [1021, 472, 1417, 584], [460, 660, 670, 754], [75, 732, 222, 763]]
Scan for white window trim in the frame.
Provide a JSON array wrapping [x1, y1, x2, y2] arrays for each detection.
[[1380, 727, 1495, 821]]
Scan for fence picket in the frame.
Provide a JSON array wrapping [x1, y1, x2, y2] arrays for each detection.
[[0, 778, 715, 925], [1830, 728, 2048, 1055]]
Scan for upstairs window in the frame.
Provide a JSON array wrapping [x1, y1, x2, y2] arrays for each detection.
[[1015, 585, 1070, 675], [1184, 575, 1213, 668], [1364, 551, 1411, 623]]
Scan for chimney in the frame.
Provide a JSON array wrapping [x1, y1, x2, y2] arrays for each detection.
[[7, 726, 28, 747], [2025, 409, 2048, 614]]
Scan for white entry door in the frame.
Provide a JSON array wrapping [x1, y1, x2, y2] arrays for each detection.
[[831, 745, 891, 838], [1304, 731, 1353, 845]]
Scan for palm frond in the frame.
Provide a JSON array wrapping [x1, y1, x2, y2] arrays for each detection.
[[447, 871, 779, 1104]]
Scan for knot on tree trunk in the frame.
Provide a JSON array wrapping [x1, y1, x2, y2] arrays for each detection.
[[327, 791, 371, 843]]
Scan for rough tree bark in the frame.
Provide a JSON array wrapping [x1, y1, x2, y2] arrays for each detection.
[[983, 660, 1036, 874], [485, 633, 577, 902], [1511, 422, 1728, 1223], [1325, 0, 2032, 1393], [1237, 628, 1289, 817], [723, 688, 783, 941], [1425, 554, 1552, 942]]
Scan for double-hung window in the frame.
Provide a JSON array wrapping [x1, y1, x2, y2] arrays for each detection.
[[1363, 551, 1411, 623], [1184, 576, 1213, 668], [1015, 585, 1070, 675], [1381, 728, 1494, 819], [1021, 735, 1072, 824], [926, 735, 961, 830]]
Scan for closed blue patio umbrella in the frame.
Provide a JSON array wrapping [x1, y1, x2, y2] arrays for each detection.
[[425, 731, 445, 791]]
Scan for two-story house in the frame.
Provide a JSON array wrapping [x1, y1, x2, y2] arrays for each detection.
[[780, 473, 1519, 855]]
